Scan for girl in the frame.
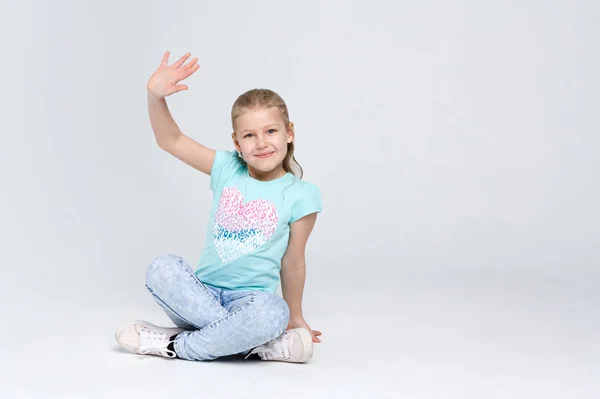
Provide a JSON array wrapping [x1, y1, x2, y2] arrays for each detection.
[[115, 52, 323, 363]]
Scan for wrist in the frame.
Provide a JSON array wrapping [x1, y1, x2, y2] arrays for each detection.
[[289, 313, 305, 323], [147, 89, 165, 102]]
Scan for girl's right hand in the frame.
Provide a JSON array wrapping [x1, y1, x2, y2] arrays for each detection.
[[146, 51, 199, 99]]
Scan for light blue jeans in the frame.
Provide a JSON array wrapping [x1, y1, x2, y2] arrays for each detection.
[[145, 254, 290, 361]]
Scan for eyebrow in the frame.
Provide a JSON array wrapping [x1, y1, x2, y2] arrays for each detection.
[[240, 124, 280, 134]]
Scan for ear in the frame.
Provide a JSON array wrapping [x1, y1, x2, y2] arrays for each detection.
[[287, 122, 295, 143], [231, 132, 242, 152]]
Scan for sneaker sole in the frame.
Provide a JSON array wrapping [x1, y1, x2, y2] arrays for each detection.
[[294, 327, 314, 363]]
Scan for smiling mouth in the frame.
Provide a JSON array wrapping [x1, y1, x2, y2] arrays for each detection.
[[255, 152, 274, 158]]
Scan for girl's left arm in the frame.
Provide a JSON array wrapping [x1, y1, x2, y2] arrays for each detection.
[[280, 212, 322, 343]]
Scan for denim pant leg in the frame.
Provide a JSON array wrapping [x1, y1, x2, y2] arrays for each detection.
[[145, 254, 229, 330], [173, 289, 290, 361]]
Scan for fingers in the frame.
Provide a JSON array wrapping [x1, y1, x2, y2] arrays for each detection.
[[184, 57, 198, 69], [160, 52, 197, 71], [311, 330, 322, 343], [180, 64, 199, 80], [173, 52, 191, 68], [161, 51, 170, 66]]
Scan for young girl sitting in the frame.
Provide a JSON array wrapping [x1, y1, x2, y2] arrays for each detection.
[[115, 51, 323, 363]]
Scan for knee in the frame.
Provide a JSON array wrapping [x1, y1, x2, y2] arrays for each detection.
[[145, 253, 183, 289], [251, 292, 290, 337]]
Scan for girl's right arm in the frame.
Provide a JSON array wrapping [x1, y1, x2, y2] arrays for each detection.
[[147, 51, 215, 176]]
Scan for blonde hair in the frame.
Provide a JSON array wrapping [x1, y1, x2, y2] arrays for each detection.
[[231, 89, 304, 179]]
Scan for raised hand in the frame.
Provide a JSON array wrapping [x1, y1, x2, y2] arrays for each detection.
[[146, 51, 199, 99]]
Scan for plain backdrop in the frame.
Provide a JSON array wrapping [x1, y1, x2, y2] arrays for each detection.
[[1, 0, 598, 398]]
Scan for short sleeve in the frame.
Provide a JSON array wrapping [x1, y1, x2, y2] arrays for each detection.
[[210, 150, 242, 192], [290, 183, 323, 223]]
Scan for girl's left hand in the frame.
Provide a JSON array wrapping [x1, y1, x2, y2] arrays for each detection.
[[287, 317, 322, 343]]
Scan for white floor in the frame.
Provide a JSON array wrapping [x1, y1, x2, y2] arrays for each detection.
[[5, 270, 599, 398]]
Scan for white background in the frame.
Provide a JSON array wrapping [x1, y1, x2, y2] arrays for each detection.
[[1, 0, 598, 397]]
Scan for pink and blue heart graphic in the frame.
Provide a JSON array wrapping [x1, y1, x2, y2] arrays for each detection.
[[213, 187, 279, 262]]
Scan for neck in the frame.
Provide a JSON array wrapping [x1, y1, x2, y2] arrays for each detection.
[[248, 165, 287, 181]]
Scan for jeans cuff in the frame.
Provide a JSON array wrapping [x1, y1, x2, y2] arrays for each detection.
[[174, 331, 193, 361]]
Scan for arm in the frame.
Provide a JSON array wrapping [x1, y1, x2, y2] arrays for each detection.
[[280, 212, 322, 343], [146, 51, 215, 175]]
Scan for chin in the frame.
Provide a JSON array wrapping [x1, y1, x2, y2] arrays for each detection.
[[254, 164, 277, 173], [255, 154, 280, 164]]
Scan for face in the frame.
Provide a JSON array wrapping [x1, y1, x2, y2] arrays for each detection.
[[232, 106, 294, 179]]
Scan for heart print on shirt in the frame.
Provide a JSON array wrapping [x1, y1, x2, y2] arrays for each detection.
[[213, 187, 279, 262]]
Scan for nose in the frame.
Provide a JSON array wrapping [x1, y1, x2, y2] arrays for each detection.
[[256, 133, 267, 148]]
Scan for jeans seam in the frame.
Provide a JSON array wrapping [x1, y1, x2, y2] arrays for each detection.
[[145, 285, 202, 330], [202, 293, 256, 331], [172, 256, 225, 308]]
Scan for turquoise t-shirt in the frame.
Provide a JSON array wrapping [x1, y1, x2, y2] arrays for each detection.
[[195, 150, 322, 293]]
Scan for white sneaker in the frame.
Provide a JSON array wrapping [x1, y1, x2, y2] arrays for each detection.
[[246, 328, 314, 363], [115, 320, 185, 359]]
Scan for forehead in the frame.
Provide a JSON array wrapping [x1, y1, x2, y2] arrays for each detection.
[[235, 106, 284, 130]]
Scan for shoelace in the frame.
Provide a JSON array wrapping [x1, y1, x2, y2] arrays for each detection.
[[138, 328, 176, 358], [247, 331, 292, 360]]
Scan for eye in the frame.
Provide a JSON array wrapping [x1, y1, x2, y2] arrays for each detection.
[[243, 133, 254, 138], [267, 129, 277, 134]]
